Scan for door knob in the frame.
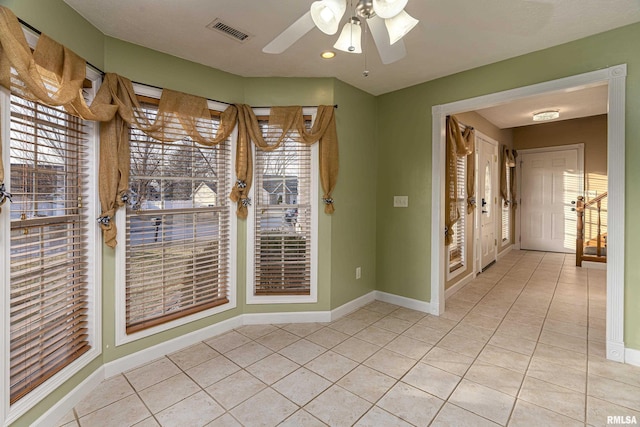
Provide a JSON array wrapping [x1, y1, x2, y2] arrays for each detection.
[[481, 198, 487, 207]]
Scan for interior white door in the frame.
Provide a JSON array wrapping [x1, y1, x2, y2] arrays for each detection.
[[477, 135, 498, 270], [520, 148, 580, 253]]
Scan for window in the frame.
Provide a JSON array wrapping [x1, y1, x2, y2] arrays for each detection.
[[502, 163, 511, 243], [449, 155, 466, 273], [247, 111, 318, 303], [119, 95, 234, 339], [5, 90, 97, 405]]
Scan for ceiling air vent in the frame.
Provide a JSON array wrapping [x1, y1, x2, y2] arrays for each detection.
[[206, 19, 252, 43]]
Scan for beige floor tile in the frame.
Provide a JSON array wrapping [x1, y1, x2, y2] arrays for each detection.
[[372, 316, 413, 334], [138, 372, 200, 414], [223, 341, 273, 368], [332, 336, 380, 363], [246, 353, 299, 385], [377, 382, 444, 426], [519, 376, 586, 421], [488, 332, 537, 356], [464, 360, 524, 396], [235, 324, 278, 340], [526, 357, 586, 392], [588, 374, 640, 411], [347, 308, 387, 324], [430, 402, 500, 427], [450, 324, 495, 343], [273, 367, 332, 406], [364, 301, 400, 315], [306, 327, 350, 348], [132, 417, 160, 426], [422, 346, 475, 376], [277, 338, 326, 365], [186, 355, 241, 388], [496, 320, 542, 342], [230, 388, 297, 427], [204, 331, 252, 354], [402, 362, 461, 399], [449, 379, 515, 425], [508, 399, 584, 427], [354, 326, 398, 346], [533, 342, 587, 371], [78, 394, 150, 427], [75, 374, 135, 417], [588, 356, 640, 388], [402, 323, 448, 344], [56, 410, 76, 426], [539, 329, 587, 354], [477, 344, 531, 373], [328, 317, 370, 335], [384, 334, 432, 360], [354, 406, 413, 427], [168, 342, 219, 370], [305, 385, 372, 427], [279, 409, 327, 427], [438, 333, 487, 358], [204, 413, 243, 427], [281, 322, 325, 337], [337, 365, 396, 403], [305, 350, 358, 382], [255, 329, 300, 351], [125, 358, 181, 392], [586, 396, 640, 427], [205, 370, 266, 410], [388, 307, 427, 323], [155, 390, 225, 427], [417, 314, 459, 332], [363, 348, 416, 379]]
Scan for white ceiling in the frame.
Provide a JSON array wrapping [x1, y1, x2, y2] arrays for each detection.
[[475, 84, 609, 129], [62, 0, 640, 97]]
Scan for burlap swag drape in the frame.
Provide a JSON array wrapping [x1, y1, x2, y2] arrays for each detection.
[[445, 115, 475, 246], [499, 145, 518, 208], [0, 6, 338, 247]]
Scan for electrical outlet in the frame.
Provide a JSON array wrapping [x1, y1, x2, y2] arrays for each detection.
[[356, 267, 361, 279], [393, 196, 408, 208]]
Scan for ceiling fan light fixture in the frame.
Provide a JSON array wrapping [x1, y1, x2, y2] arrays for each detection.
[[372, 0, 408, 19], [385, 10, 419, 44], [311, 0, 347, 35], [532, 110, 560, 121], [333, 17, 363, 53]]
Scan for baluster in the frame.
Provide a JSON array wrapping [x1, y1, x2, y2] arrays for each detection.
[[576, 196, 584, 267]]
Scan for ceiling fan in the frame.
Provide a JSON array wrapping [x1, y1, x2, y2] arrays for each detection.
[[262, 0, 419, 65]]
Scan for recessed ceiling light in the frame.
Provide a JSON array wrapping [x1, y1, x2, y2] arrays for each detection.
[[533, 110, 560, 121], [321, 51, 336, 59]]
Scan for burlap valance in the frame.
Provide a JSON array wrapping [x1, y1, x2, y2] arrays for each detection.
[[0, 6, 339, 247], [445, 115, 474, 246]]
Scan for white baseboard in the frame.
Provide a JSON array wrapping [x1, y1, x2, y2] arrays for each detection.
[[498, 245, 513, 259], [331, 291, 377, 321], [32, 367, 105, 427], [104, 316, 243, 378], [375, 291, 433, 314], [445, 272, 475, 299], [243, 310, 331, 325], [625, 347, 640, 367]]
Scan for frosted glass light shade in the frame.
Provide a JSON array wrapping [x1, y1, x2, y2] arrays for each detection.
[[372, 0, 408, 19], [385, 10, 419, 44], [533, 110, 560, 121], [311, 0, 347, 35], [333, 18, 362, 53]]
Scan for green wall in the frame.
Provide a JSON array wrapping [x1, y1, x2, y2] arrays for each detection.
[[375, 24, 640, 350]]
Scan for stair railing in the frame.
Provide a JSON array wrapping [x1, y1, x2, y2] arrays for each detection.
[[576, 192, 607, 267]]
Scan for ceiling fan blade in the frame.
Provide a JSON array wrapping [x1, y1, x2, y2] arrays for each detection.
[[367, 15, 406, 64], [263, 11, 315, 54]]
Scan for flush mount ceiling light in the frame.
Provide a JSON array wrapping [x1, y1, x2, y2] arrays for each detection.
[[321, 50, 336, 59], [263, 0, 419, 65], [533, 110, 560, 121]]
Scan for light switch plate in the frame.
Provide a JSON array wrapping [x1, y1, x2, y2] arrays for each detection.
[[393, 196, 409, 208]]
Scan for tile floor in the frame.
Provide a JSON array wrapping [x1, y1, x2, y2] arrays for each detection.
[[55, 250, 640, 426]]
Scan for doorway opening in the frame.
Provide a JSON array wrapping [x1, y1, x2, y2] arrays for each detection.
[[431, 65, 626, 363]]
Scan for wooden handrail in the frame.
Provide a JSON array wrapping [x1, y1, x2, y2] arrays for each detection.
[[576, 192, 607, 267]]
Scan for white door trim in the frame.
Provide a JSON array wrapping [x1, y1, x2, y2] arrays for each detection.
[[475, 131, 499, 271], [431, 64, 626, 363], [517, 144, 585, 253]]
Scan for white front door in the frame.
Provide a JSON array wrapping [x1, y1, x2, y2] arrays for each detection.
[[477, 134, 498, 270], [520, 147, 582, 253]]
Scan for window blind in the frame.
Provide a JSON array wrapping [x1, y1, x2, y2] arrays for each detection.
[[449, 155, 466, 273], [502, 165, 510, 242], [253, 122, 312, 296], [125, 103, 231, 334], [9, 94, 90, 404]]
